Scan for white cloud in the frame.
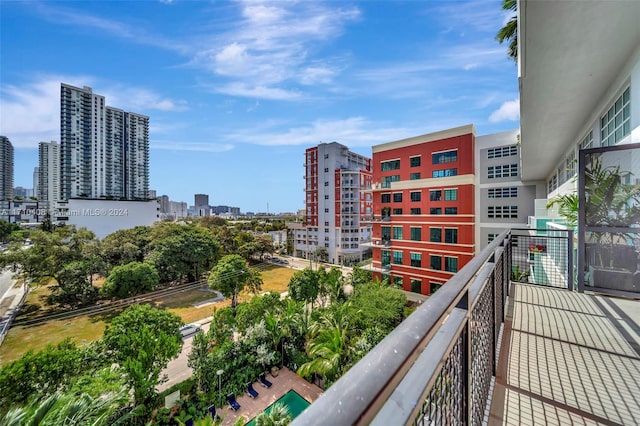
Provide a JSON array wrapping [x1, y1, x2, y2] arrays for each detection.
[[215, 83, 301, 100], [489, 98, 520, 122]]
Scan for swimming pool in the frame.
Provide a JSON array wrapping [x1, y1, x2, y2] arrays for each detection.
[[246, 390, 310, 425]]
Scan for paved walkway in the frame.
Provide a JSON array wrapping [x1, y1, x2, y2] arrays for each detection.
[[490, 284, 640, 425]]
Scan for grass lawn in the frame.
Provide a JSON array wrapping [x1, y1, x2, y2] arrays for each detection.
[[0, 266, 295, 365]]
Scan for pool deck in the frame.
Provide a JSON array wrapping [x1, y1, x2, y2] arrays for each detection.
[[219, 367, 323, 425]]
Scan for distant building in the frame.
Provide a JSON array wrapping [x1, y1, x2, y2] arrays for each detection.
[[60, 83, 150, 200], [0, 136, 14, 201], [293, 142, 373, 265], [159, 195, 170, 213], [212, 205, 240, 216], [38, 141, 61, 210], [33, 167, 39, 200], [148, 189, 157, 199]]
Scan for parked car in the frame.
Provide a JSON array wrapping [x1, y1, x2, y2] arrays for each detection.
[[179, 323, 202, 338]]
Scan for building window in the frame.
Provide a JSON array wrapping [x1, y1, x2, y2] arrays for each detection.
[[410, 253, 421, 267], [445, 207, 457, 215], [324, 181, 329, 186], [325, 228, 329, 233], [445, 257, 458, 273], [487, 145, 518, 159], [324, 167, 329, 173], [488, 164, 518, 179], [432, 168, 458, 178], [410, 278, 421, 293], [488, 233, 497, 244], [393, 226, 403, 240], [381, 193, 391, 203], [410, 156, 421, 167], [324, 195, 329, 200], [487, 205, 518, 219], [430, 282, 442, 294], [381, 226, 391, 240], [393, 193, 403, 202], [410, 191, 421, 202], [430, 255, 442, 270], [324, 154, 329, 159], [393, 208, 403, 215], [381, 159, 401, 171], [601, 87, 630, 147], [488, 187, 518, 198], [445, 228, 458, 244], [430, 207, 442, 215], [430, 190, 441, 201], [410, 208, 422, 215], [410, 172, 421, 180], [392, 275, 403, 288], [382, 175, 400, 188], [430, 228, 441, 242], [381, 250, 390, 268], [565, 151, 576, 180], [580, 130, 593, 150], [410, 227, 421, 241], [432, 150, 457, 164], [444, 189, 457, 201], [324, 221, 329, 226], [393, 251, 403, 265]]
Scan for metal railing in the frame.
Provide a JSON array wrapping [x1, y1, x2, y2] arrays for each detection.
[[293, 228, 573, 426]]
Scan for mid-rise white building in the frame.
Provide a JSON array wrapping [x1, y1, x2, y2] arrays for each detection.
[[38, 141, 61, 210], [293, 142, 372, 266]]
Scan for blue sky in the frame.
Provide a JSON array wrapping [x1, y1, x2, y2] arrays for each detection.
[[0, 0, 519, 213]]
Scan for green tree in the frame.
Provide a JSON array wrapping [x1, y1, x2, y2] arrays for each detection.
[[102, 304, 183, 406], [288, 268, 320, 309], [347, 283, 407, 334], [148, 224, 220, 283], [101, 226, 152, 268], [318, 267, 344, 306], [208, 254, 262, 314], [188, 331, 210, 393], [254, 402, 292, 426], [496, 0, 518, 62], [349, 265, 373, 287], [101, 261, 160, 299], [0, 219, 19, 242]]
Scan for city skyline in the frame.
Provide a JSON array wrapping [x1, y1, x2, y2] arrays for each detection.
[[0, 0, 519, 212]]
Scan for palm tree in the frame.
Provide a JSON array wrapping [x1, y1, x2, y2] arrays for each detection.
[[496, 0, 518, 62], [254, 402, 292, 426], [546, 193, 579, 228]]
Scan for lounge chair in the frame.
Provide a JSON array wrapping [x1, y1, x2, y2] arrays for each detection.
[[247, 382, 259, 398], [208, 404, 221, 421], [226, 393, 241, 411], [258, 372, 273, 388]]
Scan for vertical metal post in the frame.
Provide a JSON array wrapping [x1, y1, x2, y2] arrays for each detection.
[[578, 150, 586, 293], [567, 229, 574, 291]]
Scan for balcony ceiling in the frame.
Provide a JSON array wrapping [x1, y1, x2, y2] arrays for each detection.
[[519, 0, 640, 181]]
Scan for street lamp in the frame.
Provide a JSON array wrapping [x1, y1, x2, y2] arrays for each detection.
[[217, 369, 224, 404]]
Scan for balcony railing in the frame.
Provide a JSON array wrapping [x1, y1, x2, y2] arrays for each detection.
[[293, 228, 575, 426]]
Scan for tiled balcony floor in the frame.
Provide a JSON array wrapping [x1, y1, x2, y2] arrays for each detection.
[[490, 284, 640, 425]]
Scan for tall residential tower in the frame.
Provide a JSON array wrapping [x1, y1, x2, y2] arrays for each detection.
[[60, 83, 149, 201], [38, 141, 61, 209], [0, 136, 14, 201]]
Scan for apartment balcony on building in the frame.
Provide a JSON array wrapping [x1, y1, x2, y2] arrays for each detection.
[[294, 226, 640, 425]]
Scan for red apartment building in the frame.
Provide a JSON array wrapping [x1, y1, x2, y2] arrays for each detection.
[[366, 125, 476, 295]]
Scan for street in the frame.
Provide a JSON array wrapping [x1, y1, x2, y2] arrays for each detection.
[[158, 321, 211, 392], [0, 269, 15, 301]]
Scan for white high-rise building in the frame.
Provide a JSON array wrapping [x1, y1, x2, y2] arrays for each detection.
[[0, 136, 13, 201], [60, 83, 149, 201], [292, 142, 373, 265], [38, 141, 61, 209]]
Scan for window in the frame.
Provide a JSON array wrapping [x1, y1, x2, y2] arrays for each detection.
[[445, 257, 458, 273], [580, 131, 593, 150], [410, 253, 421, 267], [381, 159, 401, 171], [410, 208, 422, 215], [324, 167, 329, 173], [432, 150, 457, 164], [410, 191, 421, 202], [393, 208, 403, 215], [324, 208, 329, 213], [410, 172, 421, 180], [444, 189, 457, 200], [430, 190, 442, 201], [393, 251, 403, 264], [487, 145, 518, 159], [430, 282, 442, 294], [324, 221, 329, 226], [381, 250, 390, 267], [430, 255, 442, 270], [445, 207, 458, 215], [487, 205, 518, 219], [410, 227, 421, 241], [325, 228, 329, 233], [393, 193, 403, 202], [392, 276, 403, 288], [410, 156, 421, 167], [433, 168, 458, 178], [324, 195, 329, 200], [393, 226, 403, 240], [445, 228, 458, 244], [488, 164, 518, 179], [430, 228, 441, 242], [381, 193, 391, 203], [488, 187, 518, 198], [324, 154, 329, 159], [565, 151, 576, 180], [601, 87, 630, 147], [381, 226, 391, 240], [430, 207, 442, 215], [324, 181, 329, 186], [488, 233, 496, 244], [382, 175, 400, 188], [410, 278, 421, 293]]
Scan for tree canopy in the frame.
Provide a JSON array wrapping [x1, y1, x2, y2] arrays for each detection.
[[101, 261, 160, 299], [208, 254, 262, 313]]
